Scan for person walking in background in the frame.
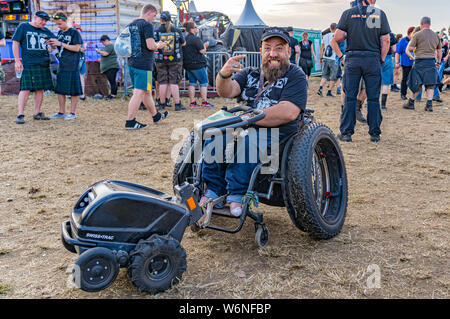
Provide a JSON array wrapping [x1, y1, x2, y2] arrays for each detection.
[[380, 32, 398, 110], [0, 28, 6, 96], [96, 35, 119, 100], [391, 33, 402, 92], [154, 11, 186, 111], [318, 23, 339, 97], [395, 27, 415, 100], [12, 11, 56, 124], [48, 12, 83, 120], [286, 26, 300, 65], [331, 0, 391, 143], [403, 17, 442, 112], [126, 4, 168, 130], [298, 31, 316, 79], [182, 21, 214, 108]]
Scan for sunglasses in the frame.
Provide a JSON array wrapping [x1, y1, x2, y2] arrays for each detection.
[[53, 15, 67, 21]]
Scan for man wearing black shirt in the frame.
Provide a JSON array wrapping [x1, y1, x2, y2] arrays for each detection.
[[331, 0, 390, 143], [202, 27, 308, 217], [286, 26, 299, 64]]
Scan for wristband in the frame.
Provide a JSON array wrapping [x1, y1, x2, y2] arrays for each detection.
[[218, 71, 232, 79]]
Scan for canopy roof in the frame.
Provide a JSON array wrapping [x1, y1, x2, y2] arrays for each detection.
[[234, 0, 267, 27]]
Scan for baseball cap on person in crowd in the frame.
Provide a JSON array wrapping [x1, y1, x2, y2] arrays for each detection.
[[261, 27, 291, 44], [286, 26, 293, 32], [160, 11, 171, 22], [35, 11, 51, 20]]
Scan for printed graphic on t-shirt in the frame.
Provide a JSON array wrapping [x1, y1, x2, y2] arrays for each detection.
[[26, 32, 49, 50], [57, 34, 72, 57], [159, 33, 175, 57], [241, 74, 289, 110], [129, 24, 142, 58]]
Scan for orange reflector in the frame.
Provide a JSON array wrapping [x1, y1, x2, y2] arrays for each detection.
[[186, 197, 197, 211]]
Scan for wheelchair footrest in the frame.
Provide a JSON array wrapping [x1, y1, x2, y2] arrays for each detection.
[[212, 207, 240, 219]]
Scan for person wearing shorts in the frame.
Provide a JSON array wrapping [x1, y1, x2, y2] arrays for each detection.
[[182, 21, 214, 108], [12, 11, 56, 124], [0, 29, 6, 95], [125, 4, 168, 130], [380, 32, 398, 110], [154, 11, 186, 111], [318, 23, 339, 97]]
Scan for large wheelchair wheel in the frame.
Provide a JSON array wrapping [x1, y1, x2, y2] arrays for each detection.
[[285, 123, 348, 239]]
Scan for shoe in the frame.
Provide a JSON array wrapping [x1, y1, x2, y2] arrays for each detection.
[[403, 99, 415, 110], [189, 101, 201, 108], [370, 135, 380, 143], [175, 103, 186, 111], [317, 88, 323, 96], [49, 112, 66, 119], [229, 202, 243, 217], [390, 86, 400, 92], [33, 112, 50, 120], [16, 115, 25, 124], [199, 195, 225, 209], [424, 104, 433, 112], [105, 95, 116, 101], [401, 95, 407, 100], [64, 113, 77, 120], [432, 97, 443, 103], [158, 103, 166, 110], [202, 101, 215, 108], [337, 133, 352, 142], [381, 105, 387, 110], [326, 90, 336, 97], [80, 96, 86, 101], [336, 87, 341, 95], [125, 119, 147, 130], [356, 109, 367, 123], [139, 102, 147, 110], [153, 111, 169, 123]]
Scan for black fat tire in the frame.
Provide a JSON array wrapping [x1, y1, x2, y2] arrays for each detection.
[[73, 247, 119, 292], [285, 123, 348, 239], [128, 235, 187, 295]]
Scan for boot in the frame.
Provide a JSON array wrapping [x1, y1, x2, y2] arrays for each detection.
[[403, 98, 415, 110], [356, 100, 367, 123]]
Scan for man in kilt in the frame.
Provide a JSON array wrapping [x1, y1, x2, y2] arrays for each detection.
[[48, 12, 83, 120], [12, 11, 55, 124]]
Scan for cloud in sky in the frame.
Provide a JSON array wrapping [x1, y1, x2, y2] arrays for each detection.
[[165, 0, 450, 34]]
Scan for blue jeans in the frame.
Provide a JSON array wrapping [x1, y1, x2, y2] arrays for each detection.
[[202, 127, 283, 204], [341, 52, 382, 137], [186, 67, 208, 87]]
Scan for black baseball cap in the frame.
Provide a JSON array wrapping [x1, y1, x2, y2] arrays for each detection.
[[261, 27, 290, 44], [35, 11, 51, 21]]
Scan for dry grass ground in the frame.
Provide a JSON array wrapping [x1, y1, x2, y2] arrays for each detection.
[[0, 77, 449, 299]]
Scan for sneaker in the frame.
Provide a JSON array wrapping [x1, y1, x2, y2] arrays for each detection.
[[33, 112, 50, 120], [202, 101, 215, 108], [49, 112, 66, 119], [80, 96, 86, 101], [125, 119, 147, 130], [337, 133, 352, 142], [401, 95, 407, 100], [381, 105, 387, 110], [64, 113, 77, 120], [139, 102, 147, 110], [175, 103, 186, 111], [432, 97, 443, 103], [326, 90, 336, 97], [190, 101, 201, 108], [370, 135, 381, 143], [16, 115, 25, 124], [317, 87, 323, 96], [158, 103, 166, 110], [153, 111, 169, 124], [336, 87, 341, 95], [105, 95, 116, 100], [390, 85, 400, 92]]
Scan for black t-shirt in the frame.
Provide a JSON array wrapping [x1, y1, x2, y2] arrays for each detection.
[[337, 5, 391, 53], [441, 44, 448, 62], [154, 24, 185, 63], [128, 18, 155, 71], [289, 37, 299, 63], [56, 28, 82, 72], [182, 33, 206, 70], [12, 22, 56, 67], [232, 64, 308, 136], [299, 40, 313, 60]]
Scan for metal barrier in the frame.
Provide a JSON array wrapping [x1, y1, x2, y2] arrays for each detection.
[[180, 51, 231, 95], [232, 51, 261, 69]]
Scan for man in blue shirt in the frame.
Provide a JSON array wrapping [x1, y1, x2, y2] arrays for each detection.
[[395, 27, 415, 100]]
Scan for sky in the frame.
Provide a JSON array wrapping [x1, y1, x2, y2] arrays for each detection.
[[163, 0, 450, 35]]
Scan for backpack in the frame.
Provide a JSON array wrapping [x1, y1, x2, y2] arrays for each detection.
[[114, 26, 132, 58]]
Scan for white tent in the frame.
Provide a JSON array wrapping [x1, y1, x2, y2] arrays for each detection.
[[234, 0, 267, 27]]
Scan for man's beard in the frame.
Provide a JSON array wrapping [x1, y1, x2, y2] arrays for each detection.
[[261, 56, 290, 83]]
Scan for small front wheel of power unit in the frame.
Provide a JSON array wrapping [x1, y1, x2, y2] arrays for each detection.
[[128, 234, 187, 295], [255, 225, 269, 248], [73, 247, 120, 292]]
